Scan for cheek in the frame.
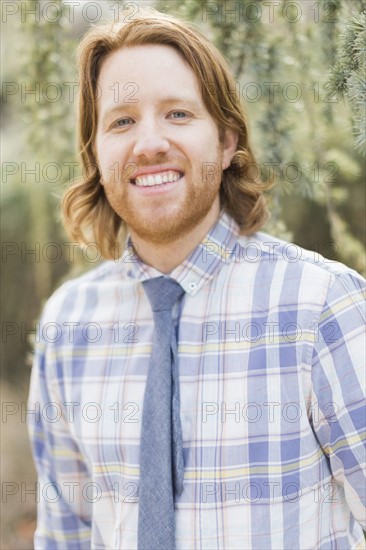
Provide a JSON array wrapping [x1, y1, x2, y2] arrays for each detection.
[[94, 138, 106, 173], [103, 183, 126, 209], [96, 141, 122, 180], [195, 128, 221, 158]]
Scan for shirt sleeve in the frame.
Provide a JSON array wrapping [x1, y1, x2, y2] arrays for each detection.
[[27, 317, 92, 549], [311, 270, 366, 529]]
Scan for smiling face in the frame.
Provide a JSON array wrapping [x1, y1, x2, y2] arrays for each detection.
[[95, 44, 238, 246]]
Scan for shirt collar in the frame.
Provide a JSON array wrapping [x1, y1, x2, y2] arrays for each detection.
[[120, 209, 240, 296]]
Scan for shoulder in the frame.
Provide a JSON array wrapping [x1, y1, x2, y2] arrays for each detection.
[[237, 231, 364, 278], [233, 231, 365, 309], [39, 260, 124, 326]]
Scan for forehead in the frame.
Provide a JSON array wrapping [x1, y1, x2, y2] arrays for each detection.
[[97, 44, 202, 100]]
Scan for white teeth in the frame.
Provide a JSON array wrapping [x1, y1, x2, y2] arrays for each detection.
[[134, 170, 181, 187]]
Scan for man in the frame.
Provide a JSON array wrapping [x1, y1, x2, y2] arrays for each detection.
[[28, 7, 366, 550]]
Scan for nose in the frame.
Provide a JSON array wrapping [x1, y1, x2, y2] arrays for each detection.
[[133, 116, 170, 159]]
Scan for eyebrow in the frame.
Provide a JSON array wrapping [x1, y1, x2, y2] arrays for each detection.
[[160, 96, 199, 107], [100, 96, 200, 121]]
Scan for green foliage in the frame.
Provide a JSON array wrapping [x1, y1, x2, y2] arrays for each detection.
[[327, 10, 366, 154], [2, 0, 79, 383]]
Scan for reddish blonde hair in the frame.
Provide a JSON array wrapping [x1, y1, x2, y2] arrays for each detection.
[[62, 7, 270, 259]]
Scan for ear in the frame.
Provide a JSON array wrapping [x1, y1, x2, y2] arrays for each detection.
[[222, 123, 239, 169]]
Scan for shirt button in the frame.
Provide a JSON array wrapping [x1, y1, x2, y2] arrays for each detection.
[[188, 282, 197, 290]]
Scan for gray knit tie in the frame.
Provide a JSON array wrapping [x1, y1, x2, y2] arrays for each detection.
[[137, 276, 186, 550]]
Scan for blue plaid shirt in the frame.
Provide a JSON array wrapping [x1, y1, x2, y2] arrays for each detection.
[[28, 210, 366, 549]]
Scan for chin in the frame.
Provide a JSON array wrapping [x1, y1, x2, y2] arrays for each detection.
[[131, 216, 191, 245]]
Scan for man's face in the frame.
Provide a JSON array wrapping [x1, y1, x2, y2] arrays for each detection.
[[95, 44, 237, 246]]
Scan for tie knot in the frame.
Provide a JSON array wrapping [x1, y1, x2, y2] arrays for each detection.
[[142, 276, 185, 312]]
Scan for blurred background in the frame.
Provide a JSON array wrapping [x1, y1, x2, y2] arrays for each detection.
[[1, 0, 365, 547]]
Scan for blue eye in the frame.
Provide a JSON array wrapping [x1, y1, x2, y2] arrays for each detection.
[[170, 111, 188, 119], [114, 118, 132, 127]]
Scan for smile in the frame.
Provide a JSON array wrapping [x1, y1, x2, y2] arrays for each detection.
[[132, 170, 183, 187]]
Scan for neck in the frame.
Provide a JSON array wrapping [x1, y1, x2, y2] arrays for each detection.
[[128, 206, 221, 274]]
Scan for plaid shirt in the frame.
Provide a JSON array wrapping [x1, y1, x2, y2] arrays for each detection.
[[28, 210, 366, 549]]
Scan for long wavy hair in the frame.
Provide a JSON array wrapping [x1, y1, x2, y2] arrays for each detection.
[[62, 7, 271, 259]]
